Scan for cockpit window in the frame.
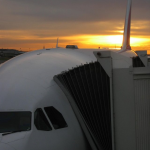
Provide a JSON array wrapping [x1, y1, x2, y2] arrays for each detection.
[[34, 108, 52, 131], [44, 106, 68, 129], [0, 112, 31, 133]]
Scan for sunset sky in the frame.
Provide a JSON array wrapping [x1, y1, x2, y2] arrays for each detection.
[[0, 0, 150, 52]]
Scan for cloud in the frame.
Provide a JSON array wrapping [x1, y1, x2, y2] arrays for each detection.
[[1, 0, 150, 28], [1, 0, 150, 24], [0, 0, 150, 50]]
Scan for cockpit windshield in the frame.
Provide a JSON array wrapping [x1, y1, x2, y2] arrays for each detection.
[[0, 112, 31, 133]]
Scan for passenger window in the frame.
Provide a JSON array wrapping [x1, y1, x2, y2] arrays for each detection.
[[34, 108, 52, 131], [44, 106, 68, 129]]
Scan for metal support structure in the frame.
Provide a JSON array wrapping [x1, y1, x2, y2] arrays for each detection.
[[93, 51, 115, 150]]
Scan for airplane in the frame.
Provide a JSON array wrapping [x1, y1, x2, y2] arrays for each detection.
[[0, 0, 149, 150]]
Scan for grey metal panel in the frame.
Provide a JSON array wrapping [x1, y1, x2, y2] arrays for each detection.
[[134, 75, 150, 80], [93, 51, 112, 77], [134, 67, 150, 75], [134, 78, 150, 150], [113, 68, 136, 150]]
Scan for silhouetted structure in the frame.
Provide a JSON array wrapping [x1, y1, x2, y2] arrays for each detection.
[[0, 49, 25, 58]]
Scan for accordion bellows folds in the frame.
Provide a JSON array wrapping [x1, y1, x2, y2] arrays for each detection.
[[55, 61, 112, 150]]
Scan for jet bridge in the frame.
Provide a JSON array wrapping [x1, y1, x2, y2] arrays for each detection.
[[54, 50, 150, 150]]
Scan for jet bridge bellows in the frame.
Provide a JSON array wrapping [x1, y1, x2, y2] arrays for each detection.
[[54, 62, 112, 150], [54, 50, 150, 150]]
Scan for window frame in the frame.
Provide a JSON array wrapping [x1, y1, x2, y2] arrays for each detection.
[[34, 108, 52, 131]]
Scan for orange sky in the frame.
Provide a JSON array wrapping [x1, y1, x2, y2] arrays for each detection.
[[0, 0, 150, 53], [1, 26, 150, 53]]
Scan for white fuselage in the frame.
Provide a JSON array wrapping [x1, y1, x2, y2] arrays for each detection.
[[0, 48, 136, 150]]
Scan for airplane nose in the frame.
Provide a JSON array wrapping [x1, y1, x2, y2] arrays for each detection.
[[0, 143, 15, 150]]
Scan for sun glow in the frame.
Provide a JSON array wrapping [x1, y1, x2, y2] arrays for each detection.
[[78, 35, 150, 47], [0, 29, 150, 52]]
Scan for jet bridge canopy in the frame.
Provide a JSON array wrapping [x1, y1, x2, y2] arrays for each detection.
[[54, 50, 150, 150]]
